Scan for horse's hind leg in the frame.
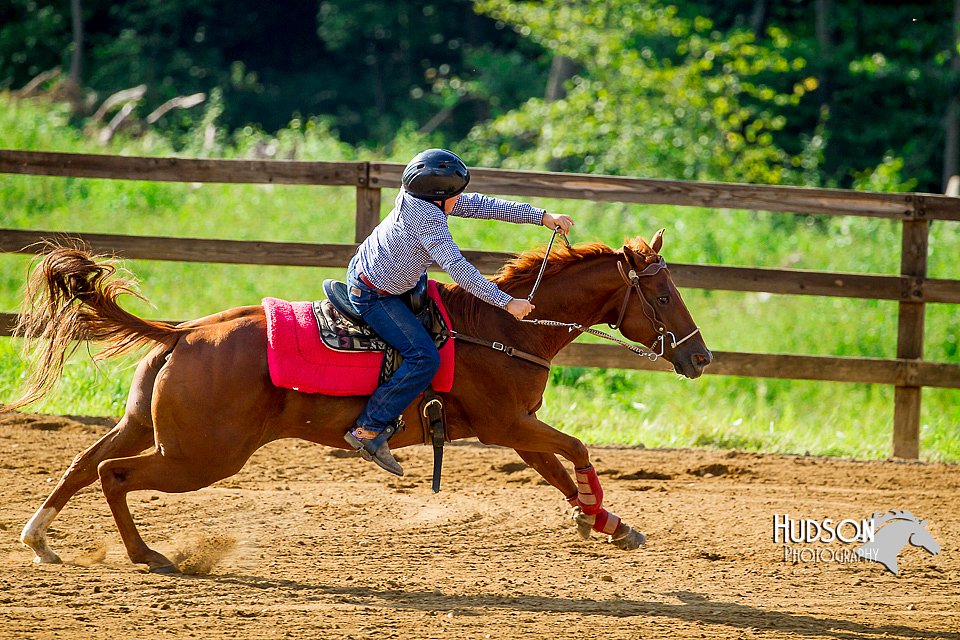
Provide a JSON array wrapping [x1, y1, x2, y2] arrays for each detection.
[[21, 415, 154, 564], [97, 450, 221, 573], [100, 447, 261, 573], [20, 345, 167, 564]]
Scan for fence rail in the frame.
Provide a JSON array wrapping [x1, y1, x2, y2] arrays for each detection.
[[2, 149, 959, 458], [3, 228, 960, 304]]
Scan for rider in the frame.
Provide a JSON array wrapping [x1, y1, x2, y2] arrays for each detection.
[[344, 148, 574, 476]]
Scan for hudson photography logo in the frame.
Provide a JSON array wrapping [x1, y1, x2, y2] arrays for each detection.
[[773, 510, 941, 575]]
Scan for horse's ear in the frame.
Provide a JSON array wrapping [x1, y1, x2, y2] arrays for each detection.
[[651, 228, 665, 254], [627, 235, 652, 254], [622, 241, 645, 267]]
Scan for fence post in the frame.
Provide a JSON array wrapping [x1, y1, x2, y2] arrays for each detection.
[[354, 162, 381, 243], [892, 199, 929, 459]]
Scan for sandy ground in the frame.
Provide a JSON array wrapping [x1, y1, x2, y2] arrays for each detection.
[[0, 412, 957, 640]]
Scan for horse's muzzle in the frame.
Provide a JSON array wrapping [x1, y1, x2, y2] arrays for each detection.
[[675, 347, 713, 379]]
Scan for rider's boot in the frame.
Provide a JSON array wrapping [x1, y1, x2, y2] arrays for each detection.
[[344, 421, 403, 476]]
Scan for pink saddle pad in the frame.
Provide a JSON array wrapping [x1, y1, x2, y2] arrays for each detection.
[[262, 280, 454, 396]]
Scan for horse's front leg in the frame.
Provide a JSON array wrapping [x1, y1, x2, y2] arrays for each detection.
[[514, 450, 578, 503], [481, 416, 645, 550]]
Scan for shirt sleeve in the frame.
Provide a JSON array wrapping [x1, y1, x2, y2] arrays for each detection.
[[416, 207, 512, 308], [451, 192, 544, 225]]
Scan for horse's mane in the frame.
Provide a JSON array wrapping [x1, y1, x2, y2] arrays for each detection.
[[495, 241, 616, 291], [440, 237, 657, 333]]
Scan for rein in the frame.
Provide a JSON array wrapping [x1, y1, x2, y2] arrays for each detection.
[[521, 317, 667, 361], [526, 226, 572, 303], [523, 247, 700, 363], [450, 331, 551, 369], [458, 233, 700, 368]]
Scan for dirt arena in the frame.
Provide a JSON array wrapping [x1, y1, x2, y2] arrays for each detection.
[[0, 412, 956, 639]]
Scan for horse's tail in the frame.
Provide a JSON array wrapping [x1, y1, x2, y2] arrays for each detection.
[[4, 242, 187, 411]]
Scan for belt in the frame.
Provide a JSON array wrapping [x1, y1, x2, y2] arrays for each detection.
[[358, 272, 393, 296]]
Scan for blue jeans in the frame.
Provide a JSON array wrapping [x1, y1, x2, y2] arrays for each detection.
[[346, 257, 440, 434]]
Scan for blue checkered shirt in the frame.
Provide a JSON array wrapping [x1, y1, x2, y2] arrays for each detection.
[[354, 190, 544, 308]]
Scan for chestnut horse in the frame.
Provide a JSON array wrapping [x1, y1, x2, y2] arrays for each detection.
[[9, 232, 711, 573]]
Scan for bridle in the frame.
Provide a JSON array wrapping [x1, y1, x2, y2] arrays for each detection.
[[456, 231, 701, 367], [521, 239, 700, 362], [608, 255, 701, 356]]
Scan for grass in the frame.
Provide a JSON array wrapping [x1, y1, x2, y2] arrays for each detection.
[[1, 93, 958, 462]]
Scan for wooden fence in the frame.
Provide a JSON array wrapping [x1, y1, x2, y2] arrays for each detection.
[[2, 149, 959, 458]]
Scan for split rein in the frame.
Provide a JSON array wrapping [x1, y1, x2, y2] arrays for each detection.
[[525, 225, 572, 302], [519, 227, 700, 363]]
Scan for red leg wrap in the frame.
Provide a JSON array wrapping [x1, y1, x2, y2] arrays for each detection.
[[592, 508, 621, 535], [575, 465, 604, 515], [565, 491, 579, 507]]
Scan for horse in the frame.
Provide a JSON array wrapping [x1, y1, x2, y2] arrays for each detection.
[[854, 510, 941, 575], [8, 231, 712, 573]]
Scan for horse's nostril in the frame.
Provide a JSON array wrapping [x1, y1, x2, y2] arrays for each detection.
[[692, 352, 712, 367]]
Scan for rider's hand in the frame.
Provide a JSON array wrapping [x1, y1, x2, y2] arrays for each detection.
[[506, 298, 535, 320], [542, 212, 574, 235]]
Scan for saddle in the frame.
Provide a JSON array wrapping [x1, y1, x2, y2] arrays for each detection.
[[262, 280, 454, 398], [318, 275, 450, 383]]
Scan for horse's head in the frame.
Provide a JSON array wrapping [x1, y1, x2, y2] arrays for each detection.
[[611, 230, 712, 379]]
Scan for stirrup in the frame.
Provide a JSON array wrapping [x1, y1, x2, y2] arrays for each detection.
[[344, 421, 403, 477]]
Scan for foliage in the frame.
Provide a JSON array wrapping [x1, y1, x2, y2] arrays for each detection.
[[0, 0, 547, 146], [314, 1, 549, 143], [3, 1, 956, 191], [468, 0, 956, 191]]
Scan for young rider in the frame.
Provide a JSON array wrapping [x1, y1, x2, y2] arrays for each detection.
[[344, 148, 574, 476]]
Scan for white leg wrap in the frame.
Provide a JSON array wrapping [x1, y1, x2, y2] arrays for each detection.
[[21, 507, 62, 564]]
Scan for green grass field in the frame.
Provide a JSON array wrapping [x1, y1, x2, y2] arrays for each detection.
[[1, 94, 958, 461]]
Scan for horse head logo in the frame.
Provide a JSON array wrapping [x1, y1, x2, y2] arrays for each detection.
[[854, 510, 940, 575]]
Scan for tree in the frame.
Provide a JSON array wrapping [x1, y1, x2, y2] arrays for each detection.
[[469, 1, 819, 185], [944, 0, 960, 190], [544, 55, 577, 102], [0, 0, 547, 145], [470, 0, 955, 192], [68, 0, 83, 86], [0, 0, 72, 90], [314, 0, 547, 143]]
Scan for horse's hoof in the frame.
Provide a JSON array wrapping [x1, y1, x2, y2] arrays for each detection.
[[31, 551, 63, 565], [148, 563, 180, 575], [141, 551, 179, 574], [609, 527, 646, 551], [572, 507, 593, 540]]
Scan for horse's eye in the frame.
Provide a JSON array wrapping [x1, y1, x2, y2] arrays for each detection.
[[657, 295, 670, 305]]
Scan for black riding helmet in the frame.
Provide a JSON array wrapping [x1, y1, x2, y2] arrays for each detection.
[[401, 148, 470, 204]]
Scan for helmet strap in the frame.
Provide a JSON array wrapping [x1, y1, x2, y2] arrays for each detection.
[[404, 189, 452, 213]]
